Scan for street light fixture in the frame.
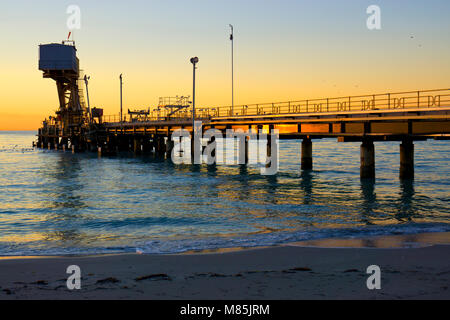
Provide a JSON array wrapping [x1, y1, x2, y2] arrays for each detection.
[[119, 74, 123, 124], [229, 24, 234, 115], [190, 57, 199, 129]]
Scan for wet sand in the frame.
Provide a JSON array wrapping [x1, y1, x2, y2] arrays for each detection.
[[0, 233, 449, 300]]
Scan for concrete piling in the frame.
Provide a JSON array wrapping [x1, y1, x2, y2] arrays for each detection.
[[360, 140, 375, 179], [34, 119, 421, 183], [244, 136, 249, 164], [166, 138, 174, 159], [301, 138, 313, 170], [154, 136, 165, 157], [265, 125, 275, 168], [400, 139, 414, 180]]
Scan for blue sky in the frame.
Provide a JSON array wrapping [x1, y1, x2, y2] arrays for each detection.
[[1, 0, 449, 129]]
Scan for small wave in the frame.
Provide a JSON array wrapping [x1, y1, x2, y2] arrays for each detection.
[[1, 223, 449, 256], [134, 223, 450, 254], [0, 147, 35, 153]]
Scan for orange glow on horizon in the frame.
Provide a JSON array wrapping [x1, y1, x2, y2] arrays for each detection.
[[1, 1, 449, 130]]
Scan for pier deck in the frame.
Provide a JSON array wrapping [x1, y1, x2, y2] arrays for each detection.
[[37, 88, 450, 179]]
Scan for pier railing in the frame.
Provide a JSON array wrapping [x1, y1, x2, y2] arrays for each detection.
[[103, 88, 450, 124]]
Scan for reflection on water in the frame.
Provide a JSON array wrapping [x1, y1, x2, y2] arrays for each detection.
[[397, 180, 415, 222], [0, 131, 449, 255], [300, 170, 314, 205], [360, 179, 376, 224], [45, 155, 85, 244], [289, 232, 450, 249]]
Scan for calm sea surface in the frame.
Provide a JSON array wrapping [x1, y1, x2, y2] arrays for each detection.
[[0, 131, 449, 255]]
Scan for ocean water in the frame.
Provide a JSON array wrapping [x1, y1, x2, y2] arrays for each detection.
[[0, 131, 449, 256]]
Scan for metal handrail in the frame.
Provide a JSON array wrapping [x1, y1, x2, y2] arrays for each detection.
[[103, 88, 450, 124]]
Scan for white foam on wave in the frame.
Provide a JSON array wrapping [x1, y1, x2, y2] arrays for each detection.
[[1, 224, 450, 257], [135, 223, 450, 254]]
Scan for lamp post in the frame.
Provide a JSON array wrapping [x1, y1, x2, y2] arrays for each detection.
[[229, 24, 234, 115], [119, 74, 123, 124], [190, 57, 199, 130]]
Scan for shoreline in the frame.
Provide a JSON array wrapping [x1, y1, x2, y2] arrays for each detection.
[[285, 231, 450, 249], [0, 232, 449, 299], [1, 231, 450, 260]]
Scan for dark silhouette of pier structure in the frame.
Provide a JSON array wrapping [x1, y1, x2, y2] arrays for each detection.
[[36, 42, 450, 180], [38, 87, 450, 180]]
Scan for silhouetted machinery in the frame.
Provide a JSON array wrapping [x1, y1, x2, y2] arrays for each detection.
[[158, 96, 191, 119], [38, 41, 104, 150], [128, 108, 150, 122]]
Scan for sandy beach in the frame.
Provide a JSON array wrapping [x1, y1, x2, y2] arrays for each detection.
[[0, 233, 449, 300]]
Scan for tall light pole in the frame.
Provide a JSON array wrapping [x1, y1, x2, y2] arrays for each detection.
[[190, 57, 199, 130], [229, 24, 234, 115], [119, 74, 123, 124]]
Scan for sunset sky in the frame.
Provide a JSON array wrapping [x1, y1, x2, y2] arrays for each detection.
[[1, 0, 449, 130]]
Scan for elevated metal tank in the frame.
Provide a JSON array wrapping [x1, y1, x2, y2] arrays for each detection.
[[39, 43, 78, 72]]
